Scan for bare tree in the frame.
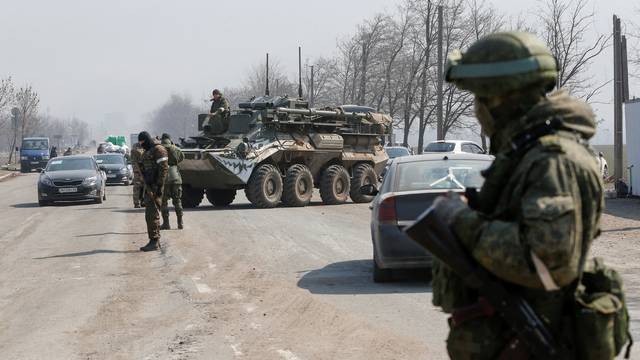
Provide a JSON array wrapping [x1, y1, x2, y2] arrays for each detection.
[[9, 86, 39, 163], [148, 94, 200, 140], [0, 77, 15, 155], [538, 0, 610, 100]]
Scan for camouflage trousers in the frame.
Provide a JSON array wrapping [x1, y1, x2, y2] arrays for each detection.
[[132, 178, 143, 206], [144, 190, 161, 241], [161, 183, 183, 219]]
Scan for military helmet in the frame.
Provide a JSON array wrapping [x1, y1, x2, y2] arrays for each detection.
[[445, 32, 557, 97]]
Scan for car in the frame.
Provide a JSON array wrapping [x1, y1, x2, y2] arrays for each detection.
[[94, 153, 133, 185], [362, 153, 494, 282], [424, 140, 485, 154], [38, 155, 107, 206], [385, 146, 413, 159], [20, 137, 50, 173]]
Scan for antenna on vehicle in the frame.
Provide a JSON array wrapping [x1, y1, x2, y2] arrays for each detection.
[[298, 46, 303, 98], [265, 53, 270, 96]]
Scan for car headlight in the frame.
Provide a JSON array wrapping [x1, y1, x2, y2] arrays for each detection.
[[42, 155, 49, 160], [40, 175, 54, 186], [20, 156, 28, 160], [119, 168, 128, 174], [82, 176, 97, 186]]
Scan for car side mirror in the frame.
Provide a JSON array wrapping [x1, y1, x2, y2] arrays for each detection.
[[360, 184, 379, 196]]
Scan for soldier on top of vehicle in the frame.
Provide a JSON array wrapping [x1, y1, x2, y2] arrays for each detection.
[[203, 89, 230, 136]]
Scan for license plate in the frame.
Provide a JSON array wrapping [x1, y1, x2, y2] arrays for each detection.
[[31, 161, 39, 164], [59, 187, 78, 193], [107, 174, 116, 178]]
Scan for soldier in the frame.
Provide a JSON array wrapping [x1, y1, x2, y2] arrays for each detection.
[[130, 142, 145, 208], [159, 133, 185, 230], [203, 89, 230, 135], [137, 131, 169, 252], [430, 32, 604, 359]]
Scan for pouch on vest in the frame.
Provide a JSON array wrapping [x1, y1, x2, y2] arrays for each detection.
[[432, 258, 477, 313], [574, 257, 631, 359]]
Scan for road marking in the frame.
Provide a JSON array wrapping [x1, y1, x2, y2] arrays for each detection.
[[277, 349, 301, 360], [191, 277, 213, 294]]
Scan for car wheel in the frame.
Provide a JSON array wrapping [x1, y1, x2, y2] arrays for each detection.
[[349, 163, 377, 203], [182, 185, 204, 208], [206, 189, 236, 207], [282, 164, 314, 207], [320, 164, 350, 205], [38, 199, 50, 207], [373, 257, 393, 283], [245, 164, 282, 208]]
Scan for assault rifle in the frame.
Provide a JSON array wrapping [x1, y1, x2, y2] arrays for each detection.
[[404, 206, 564, 359]]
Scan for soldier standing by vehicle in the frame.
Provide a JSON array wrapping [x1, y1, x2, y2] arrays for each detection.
[[159, 133, 185, 230], [137, 131, 168, 252], [130, 142, 145, 208], [426, 32, 607, 359]]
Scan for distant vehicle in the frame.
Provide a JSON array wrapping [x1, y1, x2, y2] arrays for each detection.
[[384, 146, 413, 159], [38, 155, 107, 206], [20, 137, 50, 173], [94, 153, 133, 185], [596, 152, 609, 179], [361, 153, 493, 282], [424, 140, 485, 154]]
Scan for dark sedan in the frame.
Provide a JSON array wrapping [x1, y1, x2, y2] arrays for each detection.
[[94, 153, 133, 185], [363, 153, 493, 282], [38, 155, 107, 206]]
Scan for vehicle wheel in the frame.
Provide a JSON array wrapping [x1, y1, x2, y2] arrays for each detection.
[[206, 189, 236, 207], [349, 163, 378, 203], [38, 200, 50, 207], [95, 195, 103, 204], [245, 164, 282, 208], [182, 186, 204, 208], [320, 164, 350, 205], [373, 259, 393, 283], [282, 164, 314, 207]]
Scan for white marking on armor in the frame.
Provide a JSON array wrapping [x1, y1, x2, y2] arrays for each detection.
[[156, 157, 168, 164]]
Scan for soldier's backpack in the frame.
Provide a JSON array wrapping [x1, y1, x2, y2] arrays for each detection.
[[574, 257, 632, 359]]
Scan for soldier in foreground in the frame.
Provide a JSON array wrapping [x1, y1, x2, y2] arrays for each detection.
[[130, 141, 144, 208], [413, 32, 617, 359], [159, 133, 185, 230], [137, 131, 168, 252]]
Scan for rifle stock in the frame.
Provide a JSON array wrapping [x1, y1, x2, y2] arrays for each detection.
[[404, 206, 562, 359]]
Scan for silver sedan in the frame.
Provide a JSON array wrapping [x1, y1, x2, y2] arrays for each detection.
[[362, 152, 493, 282]]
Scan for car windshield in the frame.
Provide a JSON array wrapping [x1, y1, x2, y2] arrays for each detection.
[[47, 158, 95, 171], [425, 142, 455, 152], [386, 147, 411, 158], [22, 140, 49, 150], [95, 155, 124, 165], [395, 159, 490, 191]]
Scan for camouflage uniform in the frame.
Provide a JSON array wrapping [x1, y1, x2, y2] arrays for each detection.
[[130, 143, 144, 207], [203, 90, 230, 135], [138, 132, 169, 251], [160, 138, 185, 229], [433, 32, 604, 359]]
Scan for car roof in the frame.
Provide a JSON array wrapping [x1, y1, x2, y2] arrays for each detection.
[[53, 155, 94, 160], [392, 152, 494, 164]]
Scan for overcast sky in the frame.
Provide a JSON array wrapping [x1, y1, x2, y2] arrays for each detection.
[[0, 0, 637, 143]]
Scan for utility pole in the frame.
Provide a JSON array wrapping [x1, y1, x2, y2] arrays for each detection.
[[298, 46, 303, 98], [436, 5, 444, 140], [613, 15, 629, 185]]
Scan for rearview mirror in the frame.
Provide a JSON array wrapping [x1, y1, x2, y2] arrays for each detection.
[[360, 184, 379, 196]]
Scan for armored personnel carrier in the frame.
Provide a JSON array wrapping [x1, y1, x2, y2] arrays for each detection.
[[178, 95, 390, 208]]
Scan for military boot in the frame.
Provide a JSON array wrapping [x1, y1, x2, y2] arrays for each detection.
[[160, 212, 170, 230], [140, 239, 159, 252], [177, 214, 183, 230]]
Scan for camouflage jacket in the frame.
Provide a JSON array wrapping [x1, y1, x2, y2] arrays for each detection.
[[140, 141, 169, 192], [454, 92, 604, 289], [130, 144, 144, 179], [210, 96, 230, 115], [161, 139, 184, 184], [451, 91, 603, 292]]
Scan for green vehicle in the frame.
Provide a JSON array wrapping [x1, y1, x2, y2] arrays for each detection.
[[178, 96, 390, 208]]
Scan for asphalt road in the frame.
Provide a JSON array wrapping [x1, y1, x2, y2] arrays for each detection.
[[3, 173, 640, 359], [0, 173, 448, 360]]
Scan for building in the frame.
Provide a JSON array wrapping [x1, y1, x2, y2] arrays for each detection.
[[624, 98, 640, 195]]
